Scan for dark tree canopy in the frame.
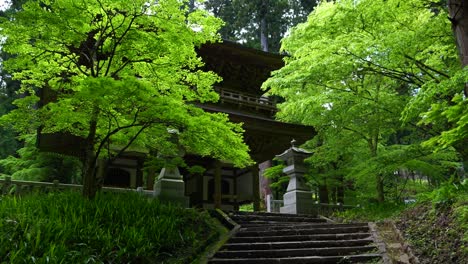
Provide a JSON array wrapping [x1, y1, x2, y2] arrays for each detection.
[[203, 0, 317, 52]]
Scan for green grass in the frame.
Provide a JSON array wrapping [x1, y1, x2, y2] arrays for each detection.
[[0, 191, 221, 263], [333, 202, 407, 222]]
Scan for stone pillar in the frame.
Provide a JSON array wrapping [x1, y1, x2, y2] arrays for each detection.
[[277, 139, 315, 215]]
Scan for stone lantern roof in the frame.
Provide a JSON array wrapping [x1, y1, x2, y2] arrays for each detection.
[[276, 139, 312, 165]]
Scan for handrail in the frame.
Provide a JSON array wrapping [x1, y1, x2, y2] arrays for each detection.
[[214, 87, 277, 111], [0, 176, 152, 196]]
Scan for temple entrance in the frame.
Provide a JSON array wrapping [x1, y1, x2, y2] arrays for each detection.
[[208, 178, 230, 202], [104, 168, 131, 188]]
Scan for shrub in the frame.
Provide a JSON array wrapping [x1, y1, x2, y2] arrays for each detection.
[[0, 191, 220, 263]]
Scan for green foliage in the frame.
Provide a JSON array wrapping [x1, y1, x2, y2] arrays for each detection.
[[263, 0, 464, 203], [0, 0, 252, 194], [0, 135, 81, 183], [239, 202, 254, 212], [0, 1, 23, 160], [334, 202, 407, 222], [0, 191, 221, 263], [397, 185, 468, 263], [347, 145, 460, 200], [453, 192, 468, 244], [407, 69, 468, 151], [398, 181, 468, 258], [262, 161, 288, 198], [418, 180, 468, 208], [187, 164, 206, 175]]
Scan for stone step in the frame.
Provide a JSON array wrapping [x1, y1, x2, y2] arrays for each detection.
[[234, 226, 370, 237], [232, 211, 317, 218], [222, 238, 375, 250], [228, 233, 372, 243], [209, 253, 382, 264], [239, 222, 369, 232], [210, 212, 382, 263], [231, 215, 326, 223], [235, 221, 328, 227], [214, 245, 378, 258]]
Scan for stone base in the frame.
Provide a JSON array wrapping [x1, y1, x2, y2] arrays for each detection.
[[154, 178, 189, 207], [280, 190, 316, 215]]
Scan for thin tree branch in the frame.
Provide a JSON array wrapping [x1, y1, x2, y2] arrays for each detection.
[[403, 54, 450, 79]]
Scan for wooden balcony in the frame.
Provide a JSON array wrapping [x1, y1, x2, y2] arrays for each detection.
[[215, 87, 277, 112]]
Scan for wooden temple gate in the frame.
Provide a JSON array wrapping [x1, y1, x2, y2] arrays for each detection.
[[37, 41, 315, 210]]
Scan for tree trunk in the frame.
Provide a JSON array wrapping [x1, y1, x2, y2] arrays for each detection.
[[188, 0, 195, 13], [448, 0, 468, 97], [259, 0, 269, 52], [330, 187, 337, 204], [448, 1, 468, 168], [336, 175, 345, 204], [376, 173, 385, 203], [318, 184, 329, 203], [369, 138, 385, 203], [449, 1, 468, 65], [82, 106, 100, 199]]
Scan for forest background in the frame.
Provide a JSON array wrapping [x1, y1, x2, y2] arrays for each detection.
[[0, 0, 467, 205]]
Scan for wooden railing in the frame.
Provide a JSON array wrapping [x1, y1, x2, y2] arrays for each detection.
[[215, 87, 277, 111], [0, 176, 153, 196]]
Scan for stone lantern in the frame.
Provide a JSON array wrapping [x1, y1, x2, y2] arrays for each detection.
[[153, 129, 189, 207], [276, 139, 315, 215]]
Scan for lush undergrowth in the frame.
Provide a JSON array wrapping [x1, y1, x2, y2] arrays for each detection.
[[333, 202, 407, 222], [0, 191, 221, 263], [396, 182, 468, 264], [333, 182, 467, 263]]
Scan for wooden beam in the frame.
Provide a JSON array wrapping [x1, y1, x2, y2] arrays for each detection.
[[136, 159, 143, 188]]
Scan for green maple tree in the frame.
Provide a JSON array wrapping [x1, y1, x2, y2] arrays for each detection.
[[0, 0, 252, 198], [264, 0, 463, 203]]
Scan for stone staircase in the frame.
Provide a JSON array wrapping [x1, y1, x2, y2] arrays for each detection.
[[209, 211, 383, 264]]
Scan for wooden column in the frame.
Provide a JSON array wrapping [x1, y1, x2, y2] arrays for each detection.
[[196, 174, 204, 207], [214, 161, 222, 209], [252, 163, 260, 211], [233, 168, 239, 211], [147, 168, 155, 190], [136, 158, 143, 188]]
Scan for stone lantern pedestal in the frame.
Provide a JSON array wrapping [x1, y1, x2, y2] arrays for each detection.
[[154, 166, 189, 207], [153, 129, 189, 207], [277, 140, 315, 215]]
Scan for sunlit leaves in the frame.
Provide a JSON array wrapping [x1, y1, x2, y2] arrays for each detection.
[[0, 0, 252, 170], [263, 0, 463, 201]]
